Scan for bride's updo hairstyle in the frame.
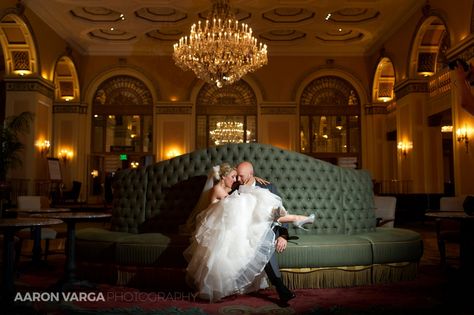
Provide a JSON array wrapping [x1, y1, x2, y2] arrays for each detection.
[[212, 163, 234, 183]]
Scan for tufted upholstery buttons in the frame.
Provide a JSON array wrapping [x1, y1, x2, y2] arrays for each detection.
[[111, 143, 375, 234]]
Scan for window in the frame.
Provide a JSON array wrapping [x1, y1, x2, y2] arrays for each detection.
[[90, 75, 154, 198], [92, 114, 152, 153], [197, 115, 256, 148], [196, 80, 257, 149], [300, 76, 361, 164]]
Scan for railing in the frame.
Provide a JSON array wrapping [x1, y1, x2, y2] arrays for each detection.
[[379, 179, 413, 194], [8, 178, 30, 206], [34, 180, 52, 198], [428, 68, 451, 97]]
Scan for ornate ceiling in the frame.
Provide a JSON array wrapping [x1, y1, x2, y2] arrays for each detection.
[[23, 0, 424, 56]]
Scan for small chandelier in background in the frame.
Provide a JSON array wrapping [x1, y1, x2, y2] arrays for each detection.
[[210, 121, 250, 145], [173, 0, 268, 88]]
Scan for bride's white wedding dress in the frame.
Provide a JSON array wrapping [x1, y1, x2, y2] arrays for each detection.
[[184, 185, 286, 301]]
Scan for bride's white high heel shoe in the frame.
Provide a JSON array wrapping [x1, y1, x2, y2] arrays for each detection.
[[293, 214, 315, 230]]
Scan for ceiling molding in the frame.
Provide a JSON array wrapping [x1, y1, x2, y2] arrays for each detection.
[[23, 0, 425, 57]]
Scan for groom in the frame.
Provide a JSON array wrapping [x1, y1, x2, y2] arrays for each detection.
[[235, 161, 296, 304]]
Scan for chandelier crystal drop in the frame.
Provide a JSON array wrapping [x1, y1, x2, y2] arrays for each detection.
[[210, 121, 250, 145], [173, 0, 268, 88]]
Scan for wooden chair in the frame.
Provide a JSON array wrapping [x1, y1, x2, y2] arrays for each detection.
[[16, 196, 59, 261], [436, 196, 464, 266], [61, 181, 82, 204]]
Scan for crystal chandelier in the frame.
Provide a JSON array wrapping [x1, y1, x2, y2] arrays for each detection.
[[210, 121, 250, 145], [173, 0, 268, 88]]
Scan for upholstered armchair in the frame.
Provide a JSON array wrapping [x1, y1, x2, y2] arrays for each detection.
[[374, 196, 397, 227]]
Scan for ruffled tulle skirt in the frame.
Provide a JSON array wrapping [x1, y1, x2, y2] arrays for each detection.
[[184, 187, 283, 301]]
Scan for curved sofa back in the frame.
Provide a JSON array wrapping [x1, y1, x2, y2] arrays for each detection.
[[111, 143, 375, 235]]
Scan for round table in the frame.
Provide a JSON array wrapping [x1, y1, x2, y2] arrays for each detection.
[[0, 217, 63, 300], [5, 208, 71, 265], [32, 212, 111, 290], [425, 211, 474, 276], [6, 208, 71, 214]]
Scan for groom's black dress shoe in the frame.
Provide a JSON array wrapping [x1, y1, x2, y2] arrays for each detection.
[[278, 289, 296, 305]]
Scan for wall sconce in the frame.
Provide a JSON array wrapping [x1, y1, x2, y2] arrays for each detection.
[[91, 170, 99, 178], [456, 127, 469, 153], [61, 96, 73, 102], [165, 148, 182, 159], [441, 125, 453, 133], [130, 161, 139, 168], [14, 69, 32, 76], [397, 141, 413, 158], [377, 96, 392, 103], [35, 140, 50, 157], [58, 148, 73, 163]]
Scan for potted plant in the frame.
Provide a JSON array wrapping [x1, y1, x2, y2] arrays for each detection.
[[0, 111, 34, 211]]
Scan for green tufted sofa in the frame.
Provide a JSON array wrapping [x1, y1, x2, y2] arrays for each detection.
[[76, 143, 423, 289]]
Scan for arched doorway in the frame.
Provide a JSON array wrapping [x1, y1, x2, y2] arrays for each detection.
[[299, 76, 361, 167], [195, 80, 257, 149], [89, 75, 154, 202]]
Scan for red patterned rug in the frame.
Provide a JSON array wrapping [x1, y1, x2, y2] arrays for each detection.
[[6, 261, 471, 315], [5, 223, 471, 315]]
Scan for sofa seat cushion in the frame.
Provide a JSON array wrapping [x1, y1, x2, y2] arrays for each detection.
[[115, 233, 190, 267], [278, 234, 373, 268], [76, 228, 132, 262], [357, 228, 423, 264]]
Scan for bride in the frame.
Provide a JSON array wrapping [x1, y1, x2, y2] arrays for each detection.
[[184, 163, 313, 301]]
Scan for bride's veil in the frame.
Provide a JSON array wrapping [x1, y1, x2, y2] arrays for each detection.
[[179, 165, 220, 235]]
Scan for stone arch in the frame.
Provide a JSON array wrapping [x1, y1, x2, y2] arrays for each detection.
[[190, 76, 264, 107], [53, 55, 80, 102], [300, 76, 359, 107], [0, 13, 38, 76], [372, 57, 395, 103], [194, 79, 258, 148], [408, 15, 450, 78], [196, 80, 257, 110], [295, 67, 368, 107], [82, 67, 158, 161], [83, 66, 158, 109], [92, 75, 153, 107], [296, 69, 365, 158]]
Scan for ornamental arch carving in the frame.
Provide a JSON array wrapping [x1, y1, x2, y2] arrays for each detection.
[[196, 80, 257, 115], [53, 55, 80, 103], [300, 76, 360, 108], [93, 75, 153, 107], [0, 13, 38, 76], [297, 73, 362, 161], [409, 15, 449, 78], [195, 80, 258, 149], [372, 57, 395, 104]]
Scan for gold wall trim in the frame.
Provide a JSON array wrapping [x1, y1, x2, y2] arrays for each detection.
[[261, 106, 296, 115], [365, 104, 388, 115], [53, 104, 88, 114], [394, 80, 429, 99], [5, 77, 54, 98], [196, 106, 255, 115], [156, 106, 192, 114]]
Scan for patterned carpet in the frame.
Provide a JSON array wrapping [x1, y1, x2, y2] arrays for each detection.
[[4, 221, 472, 315]]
